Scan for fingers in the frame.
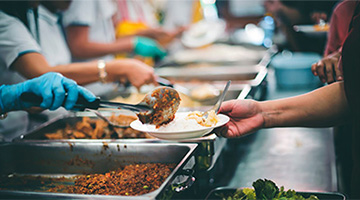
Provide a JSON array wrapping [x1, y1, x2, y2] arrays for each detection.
[[77, 86, 96, 102], [214, 125, 228, 137], [324, 60, 335, 83], [334, 63, 343, 81], [311, 62, 318, 76], [51, 84, 66, 110], [313, 61, 327, 83], [39, 87, 53, 109], [61, 78, 79, 110], [219, 100, 236, 114]]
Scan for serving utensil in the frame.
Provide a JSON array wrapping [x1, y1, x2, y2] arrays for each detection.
[[202, 80, 231, 119], [84, 108, 129, 128], [20, 87, 181, 127], [20, 92, 151, 112]]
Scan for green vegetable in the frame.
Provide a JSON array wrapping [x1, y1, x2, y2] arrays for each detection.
[[215, 179, 319, 200], [253, 179, 279, 199]]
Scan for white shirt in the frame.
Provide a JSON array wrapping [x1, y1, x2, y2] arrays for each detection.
[[115, 0, 159, 28], [0, 11, 41, 86], [162, 0, 194, 30], [62, 0, 116, 61], [27, 5, 72, 66]]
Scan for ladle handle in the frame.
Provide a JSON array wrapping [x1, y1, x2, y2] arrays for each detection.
[[20, 92, 100, 110]]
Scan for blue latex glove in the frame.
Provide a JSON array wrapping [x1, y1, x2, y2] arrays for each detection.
[[133, 36, 167, 59], [0, 72, 95, 113]]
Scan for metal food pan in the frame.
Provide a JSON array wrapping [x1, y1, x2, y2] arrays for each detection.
[[14, 84, 251, 172], [13, 113, 225, 172], [205, 188, 346, 200], [155, 65, 267, 87], [0, 142, 197, 199]]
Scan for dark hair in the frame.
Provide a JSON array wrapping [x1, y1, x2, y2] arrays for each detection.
[[280, 0, 339, 18], [0, 1, 38, 30]]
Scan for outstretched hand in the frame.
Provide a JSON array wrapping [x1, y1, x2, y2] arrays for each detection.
[[215, 99, 265, 138]]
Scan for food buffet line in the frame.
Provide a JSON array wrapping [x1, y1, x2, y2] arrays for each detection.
[[0, 40, 338, 200]]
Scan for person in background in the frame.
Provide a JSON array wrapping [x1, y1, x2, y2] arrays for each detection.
[[217, 2, 360, 196], [310, 0, 360, 196], [62, 0, 167, 62], [113, 0, 185, 49], [0, 1, 157, 91], [0, 72, 95, 116], [311, 0, 357, 84], [264, 0, 338, 54], [0, 1, 156, 139]]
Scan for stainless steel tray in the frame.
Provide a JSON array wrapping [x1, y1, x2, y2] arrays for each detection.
[[155, 65, 267, 87], [205, 187, 346, 200], [14, 84, 251, 172], [0, 142, 197, 199], [13, 113, 226, 172]]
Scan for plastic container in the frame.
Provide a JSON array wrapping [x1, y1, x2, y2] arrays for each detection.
[[271, 52, 322, 89]]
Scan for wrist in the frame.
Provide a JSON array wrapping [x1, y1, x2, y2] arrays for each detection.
[[97, 60, 108, 83], [0, 84, 23, 113]]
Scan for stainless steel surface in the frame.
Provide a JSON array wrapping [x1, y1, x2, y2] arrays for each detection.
[[0, 142, 198, 199], [85, 108, 129, 128], [14, 83, 251, 173], [155, 65, 266, 85]]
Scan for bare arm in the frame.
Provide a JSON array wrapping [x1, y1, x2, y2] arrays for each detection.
[[11, 52, 157, 88], [66, 26, 134, 59], [219, 82, 350, 138], [261, 81, 350, 128]]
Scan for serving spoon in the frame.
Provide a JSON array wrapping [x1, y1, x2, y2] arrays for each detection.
[[202, 80, 231, 119]]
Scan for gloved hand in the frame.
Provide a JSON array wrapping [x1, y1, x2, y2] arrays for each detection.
[[133, 36, 167, 59], [0, 72, 96, 113]]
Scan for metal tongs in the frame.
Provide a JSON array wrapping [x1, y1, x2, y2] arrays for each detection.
[[20, 87, 181, 127], [20, 92, 151, 113]]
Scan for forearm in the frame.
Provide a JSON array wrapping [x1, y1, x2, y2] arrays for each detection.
[[66, 26, 134, 59], [68, 39, 134, 59], [260, 82, 350, 128], [11, 52, 128, 85]]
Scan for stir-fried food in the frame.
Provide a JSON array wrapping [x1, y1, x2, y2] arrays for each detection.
[[137, 87, 181, 128], [186, 110, 219, 127], [48, 163, 175, 196], [45, 114, 151, 139]]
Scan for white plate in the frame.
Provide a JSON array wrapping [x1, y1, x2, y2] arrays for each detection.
[[181, 19, 226, 48], [130, 112, 230, 140], [293, 24, 329, 36]]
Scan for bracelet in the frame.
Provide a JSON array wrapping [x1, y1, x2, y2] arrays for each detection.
[[97, 59, 107, 83], [0, 113, 7, 120]]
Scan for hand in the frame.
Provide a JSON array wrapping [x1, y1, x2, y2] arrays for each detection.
[[0, 72, 96, 113], [215, 99, 264, 138], [311, 51, 342, 84], [133, 37, 167, 59], [106, 59, 157, 90]]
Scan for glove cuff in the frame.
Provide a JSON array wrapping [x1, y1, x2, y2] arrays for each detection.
[[0, 83, 26, 113], [0, 85, 6, 114]]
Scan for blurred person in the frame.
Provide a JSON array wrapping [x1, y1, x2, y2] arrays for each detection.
[[216, 3, 360, 196], [113, 0, 185, 48], [0, 1, 156, 138], [312, 0, 357, 84], [0, 0, 157, 91], [62, 0, 168, 62], [0, 72, 95, 115], [264, 0, 338, 54]]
